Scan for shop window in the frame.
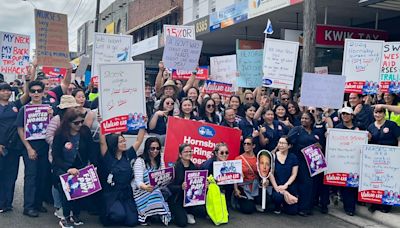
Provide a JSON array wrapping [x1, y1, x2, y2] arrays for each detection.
[[116, 19, 121, 34]]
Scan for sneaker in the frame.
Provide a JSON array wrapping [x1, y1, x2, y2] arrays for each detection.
[[54, 208, 64, 219], [70, 215, 84, 226], [255, 204, 264, 212], [187, 214, 196, 224], [59, 218, 74, 228]]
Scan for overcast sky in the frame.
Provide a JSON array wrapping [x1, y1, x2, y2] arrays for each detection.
[[0, 0, 115, 53]]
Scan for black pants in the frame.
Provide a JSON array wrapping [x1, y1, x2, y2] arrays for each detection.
[[234, 187, 263, 214], [297, 158, 314, 213], [313, 173, 330, 209], [341, 187, 357, 213], [0, 149, 20, 209], [168, 199, 206, 227], [272, 184, 298, 215], [58, 183, 81, 218]]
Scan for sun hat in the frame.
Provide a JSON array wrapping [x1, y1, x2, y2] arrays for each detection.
[[339, 107, 353, 115], [161, 79, 178, 92], [57, 95, 80, 109]]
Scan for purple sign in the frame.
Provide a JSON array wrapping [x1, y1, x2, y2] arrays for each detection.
[[149, 167, 174, 187], [184, 170, 208, 207], [301, 144, 328, 177], [59, 165, 102, 201], [24, 104, 50, 140]]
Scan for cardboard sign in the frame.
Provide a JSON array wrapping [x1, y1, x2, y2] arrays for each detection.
[[236, 49, 263, 88], [164, 117, 241, 167], [24, 104, 50, 141], [162, 36, 202, 71], [262, 38, 299, 90], [324, 129, 368, 187], [204, 80, 233, 98], [0, 31, 30, 75], [34, 9, 69, 68], [342, 39, 384, 94], [172, 66, 208, 80], [41, 66, 67, 86], [92, 33, 133, 79], [163, 25, 195, 43], [380, 42, 400, 93], [98, 62, 146, 134], [184, 170, 208, 207], [75, 56, 90, 79], [60, 165, 102, 201], [300, 73, 346, 109], [213, 160, 243, 185], [359, 145, 400, 206], [149, 167, 174, 188], [210, 54, 237, 89], [301, 144, 327, 177]]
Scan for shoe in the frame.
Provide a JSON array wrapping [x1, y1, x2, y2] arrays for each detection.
[[140, 223, 148, 226], [23, 209, 39, 217], [256, 204, 264, 212], [273, 209, 281, 215], [187, 214, 196, 224], [320, 207, 328, 214], [0, 207, 12, 213], [345, 211, 354, 216], [59, 218, 74, 228], [37, 206, 48, 213], [70, 215, 84, 226], [368, 205, 376, 213], [298, 211, 308, 217], [54, 208, 65, 219], [380, 208, 391, 213]]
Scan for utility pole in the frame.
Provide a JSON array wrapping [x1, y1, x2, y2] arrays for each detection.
[[302, 0, 317, 73], [95, 0, 100, 32]]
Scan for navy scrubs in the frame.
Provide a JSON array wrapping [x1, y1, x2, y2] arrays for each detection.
[[261, 120, 289, 152]]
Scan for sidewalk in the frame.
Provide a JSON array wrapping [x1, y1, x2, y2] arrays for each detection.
[[328, 203, 400, 228]]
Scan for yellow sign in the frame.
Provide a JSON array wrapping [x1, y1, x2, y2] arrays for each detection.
[[106, 22, 115, 34]]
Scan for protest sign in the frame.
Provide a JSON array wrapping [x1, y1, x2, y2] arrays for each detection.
[[301, 144, 327, 177], [162, 36, 202, 71], [41, 66, 67, 86], [172, 66, 208, 80], [324, 129, 368, 187], [164, 117, 241, 167], [213, 160, 243, 185], [24, 104, 50, 141], [59, 165, 102, 201], [98, 62, 146, 134], [314, 66, 328, 74], [236, 49, 263, 88], [0, 31, 30, 75], [300, 73, 346, 109], [34, 9, 69, 68], [75, 56, 90, 79], [210, 54, 237, 89], [380, 42, 400, 93], [342, 39, 384, 94], [92, 33, 132, 79], [163, 25, 195, 43], [359, 145, 400, 206], [184, 170, 208, 207], [262, 38, 299, 90], [203, 80, 233, 98], [149, 167, 174, 188]]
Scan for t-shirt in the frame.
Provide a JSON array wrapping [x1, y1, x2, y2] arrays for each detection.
[[62, 134, 80, 168], [0, 100, 22, 145]]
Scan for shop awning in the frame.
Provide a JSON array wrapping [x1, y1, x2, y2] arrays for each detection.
[[359, 0, 400, 11]]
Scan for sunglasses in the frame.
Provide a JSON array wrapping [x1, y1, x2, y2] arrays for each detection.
[[243, 142, 252, 146], [72, 120, 84, 126], [374, 110, 384, 113], [282, 98, 289, 101], [218, 151, 229, 155], [29, 88, 44, 93], [207, 104, 215, 108], [246, 97, 254, 100], [150, 147, 161, 151], [165, 102, 174, 105]]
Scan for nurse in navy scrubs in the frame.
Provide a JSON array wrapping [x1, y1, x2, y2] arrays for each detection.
[[259, 110, 289, 152], [367, 107, 400, 213]]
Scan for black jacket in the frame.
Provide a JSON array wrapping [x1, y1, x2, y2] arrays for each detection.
[[167, 160, 197, 204]]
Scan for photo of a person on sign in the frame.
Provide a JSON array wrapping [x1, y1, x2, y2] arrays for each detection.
[[257, 150, 274, 210]]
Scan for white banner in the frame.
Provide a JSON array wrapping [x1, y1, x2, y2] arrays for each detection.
[[162, 36, 202, 71], [213, 160, 243, 185], [210, 54, 237, 89]]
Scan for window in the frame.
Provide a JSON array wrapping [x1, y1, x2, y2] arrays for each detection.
[[116, 19, 121, 34]]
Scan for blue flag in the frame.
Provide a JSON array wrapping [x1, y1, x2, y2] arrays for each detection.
[[263, 19, 273, 35]]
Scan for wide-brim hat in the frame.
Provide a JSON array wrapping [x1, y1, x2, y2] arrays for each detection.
[[57, 95, 80, 109], [162, 79, 178, 92]]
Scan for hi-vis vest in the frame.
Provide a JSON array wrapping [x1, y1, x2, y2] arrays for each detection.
[[206, 175, 228, 226], [385, 103, 400, 126]]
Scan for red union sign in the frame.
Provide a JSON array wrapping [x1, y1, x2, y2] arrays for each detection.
[[316, 25, 389, 46]]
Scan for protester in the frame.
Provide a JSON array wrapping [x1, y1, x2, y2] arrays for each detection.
[[148, 96, 175, 144], [228, 95, 244, 120], [210, 93, 225, 115], [383, 93, 400, 126], [198, 97, 220, 124], [72, 88, 96, 128], [239, 104, 259, 140], [220, 108, 239, 128], [259, 109, 289, 152], [186, 87, 201, 115], [279, 93, 291, 107], [348, 93, 374, 130], [274, 104, 293, 128], [177, 98, 198, 120], [287, 101, 302, 127]]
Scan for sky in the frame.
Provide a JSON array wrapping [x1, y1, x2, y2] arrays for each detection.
[[0, 0, 115, 53]]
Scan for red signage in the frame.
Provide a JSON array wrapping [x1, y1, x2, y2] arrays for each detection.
[[100, 115, 129, 134], [90, 76, 99, 87], [41, 66, 67, 85], [164, 117, 241, 167], [316, 25, 389, 46], [172, 66, 209, 80]]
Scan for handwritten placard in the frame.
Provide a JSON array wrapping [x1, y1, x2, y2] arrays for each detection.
[[162, 36, 202, 71], [324, 129, 368, 187], [342, 39, 384, 94], [262, 38, 299, 90], [149, 167, 174, 187], [204, 80, 233, 98], [0, 31, 30, 75], [75, 56, 90, 79], [213, 160, 243, 185], [300, 73, 346, 109], [24, 104, 50, 141], [92, 33, 132, 79], [184, 170, 208, 207], [163, 25, 195, 43], [380, 42, 400, 93], [34, 9, 69, 67], [99, 62, 145, 134], [359, 144, 400, 206], [237, 49, 263, 88], [301, 144, 328, 177], [210, 54, 237, 89]]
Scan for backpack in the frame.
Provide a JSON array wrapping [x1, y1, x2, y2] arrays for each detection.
[[206, 175, 228, 226]]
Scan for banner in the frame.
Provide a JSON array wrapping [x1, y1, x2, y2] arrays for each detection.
[[262, 38, 299, 90], [163, 25, 195, 43], [59, 165, 102, 201], [236, 49, 263, 88], [98, 62, 146, 134], [300, 73, 346, 109], [149, 167, 174, 188], [184, 170, 208, 207], [204, 80, 233, 98], [248, 0, 290, 19], [24, 104, 50, 141], [324, 129, 368, 187], [172, 66, 208, 80], [92, 33, 132, 79], [301, 144, 327, 177], [342, 39, 384, 94], [210, 54, 237, 89], [380, 42, 400, 93], [162, 36, 202, 71], [164, 117, 241, 167], [210, 1, 248, 31], [41, 66, 67, 86], [34, 9, 69, 68], [213, 160, 243, 185], [0, 31, 30, 75], [359, 145, 400, 206]]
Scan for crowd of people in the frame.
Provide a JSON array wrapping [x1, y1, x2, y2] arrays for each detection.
[[0, 60, 399, 228]]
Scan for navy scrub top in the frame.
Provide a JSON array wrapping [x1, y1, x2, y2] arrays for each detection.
[[367, 120, 400, 146], [274, 152, 299, 186], [288, 126, 322, 158], [0, 100, 22, 145], [262, 120, 289, 152]]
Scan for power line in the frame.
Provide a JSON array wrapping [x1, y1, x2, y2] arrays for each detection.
[[69, 0, 84, 25]]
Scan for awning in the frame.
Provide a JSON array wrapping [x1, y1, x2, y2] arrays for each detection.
[[125, 6, 178, 35], [359, 0, 400, 11]]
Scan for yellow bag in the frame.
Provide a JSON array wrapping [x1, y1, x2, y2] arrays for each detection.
[[206, 175, 228, 225]]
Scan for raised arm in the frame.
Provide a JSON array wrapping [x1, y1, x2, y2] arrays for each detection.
[[155, 61, 165, 97], [60, 65, 73, 95], [133, 128, 146, 152], [182, 72, 196, 93]]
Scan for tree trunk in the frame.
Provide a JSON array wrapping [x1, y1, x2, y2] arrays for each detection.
[[302, 0, 317, 73]]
